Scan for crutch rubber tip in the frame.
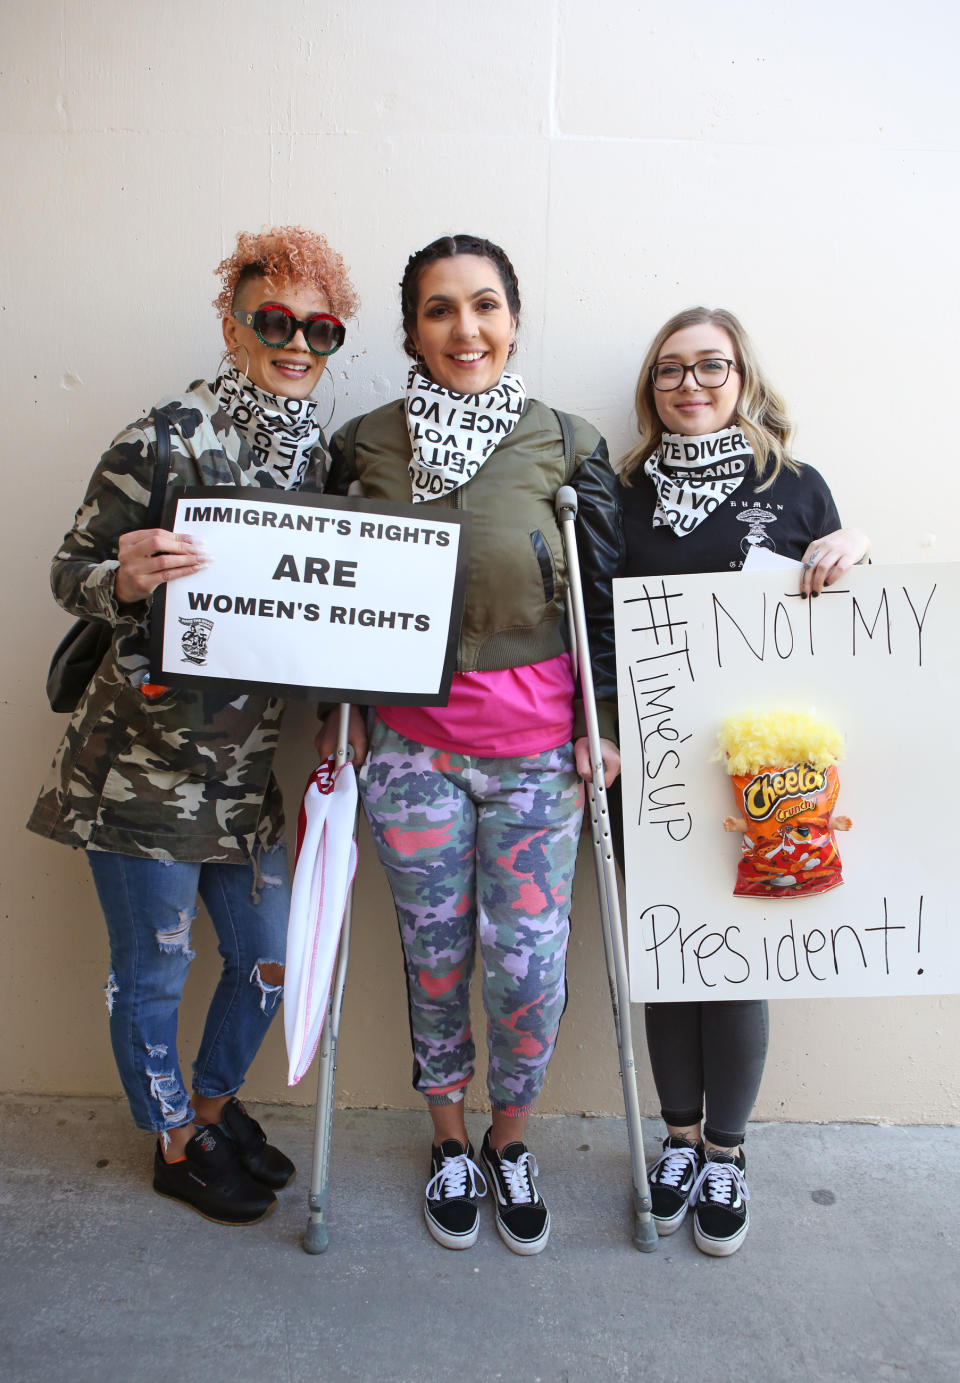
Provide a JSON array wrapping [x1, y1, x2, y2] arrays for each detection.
[[633, 1211, 659, 1252], [630, 1211, 661, 1255], [303, 1218, 330, 1254]]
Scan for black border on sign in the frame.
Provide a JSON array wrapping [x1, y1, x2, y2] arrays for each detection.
[[150, 487, 471, 705]]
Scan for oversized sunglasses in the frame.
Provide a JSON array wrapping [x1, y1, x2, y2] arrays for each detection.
[[234, 304, 346, 356]]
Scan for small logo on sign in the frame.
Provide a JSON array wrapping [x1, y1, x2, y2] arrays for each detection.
[[179, 616, 213, 665]]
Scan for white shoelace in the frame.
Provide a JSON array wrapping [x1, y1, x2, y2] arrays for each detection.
[[425, 1151, 487, 1203], [647, 1144, 699, 1189], [689, 1158, 750, 1208], [499, 1150, 539, 1205]]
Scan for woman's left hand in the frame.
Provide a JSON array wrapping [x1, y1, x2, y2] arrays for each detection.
[[574, 736, 621, 787], [799, 528, 871, 596], [314, 706, 368, 767]]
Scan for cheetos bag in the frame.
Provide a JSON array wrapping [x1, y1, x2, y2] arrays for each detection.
[[715, 709, 847, 900], [729, 761, 843, 898]]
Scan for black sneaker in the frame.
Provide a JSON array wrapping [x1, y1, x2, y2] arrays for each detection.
[[480, 1129, 550, 1256], [690, 1149, 750, 1257], [153, 1125, 277, 1225], [218, 1097, 296, 1189], [424, 1140, 487, 1250], [646, 1135, 704, 1236]]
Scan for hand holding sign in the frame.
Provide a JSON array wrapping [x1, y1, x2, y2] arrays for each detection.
[[116, 528, 208, 603], [797, 527, 871, 597]]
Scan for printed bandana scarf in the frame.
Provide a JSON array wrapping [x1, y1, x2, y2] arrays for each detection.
[[404, 367, 526, 501], [644, 426, 755, 537], [214, 365, 322, 488]]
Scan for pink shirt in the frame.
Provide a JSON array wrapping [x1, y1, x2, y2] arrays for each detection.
[[378, 653, 576, 759]]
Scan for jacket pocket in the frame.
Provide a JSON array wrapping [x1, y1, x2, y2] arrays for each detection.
[[530, 530, 556, 605]]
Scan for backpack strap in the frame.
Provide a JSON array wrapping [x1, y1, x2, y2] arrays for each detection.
[[552, 408, 577, 484], [333, 412, 364, 473], [147, 407, 172, 526]]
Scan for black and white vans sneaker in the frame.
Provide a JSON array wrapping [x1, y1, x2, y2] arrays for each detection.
[[480, 1128, 550, 1256], [646, 1135, 704, 1236], [424, 1139, 487, 1250], [690, 1149, 750, 1257]]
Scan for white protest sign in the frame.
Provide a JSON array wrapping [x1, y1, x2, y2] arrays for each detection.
[[614, 562, 959, 1002], [152, 489, 469, 703]]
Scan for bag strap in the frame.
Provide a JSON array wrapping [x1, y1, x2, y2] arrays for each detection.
[[147, 407, 172, 526], [334, 412, 363, 473], [552, 408, 576, 484]]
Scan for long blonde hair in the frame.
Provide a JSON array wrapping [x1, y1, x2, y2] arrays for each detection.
[[620, 307, 797, 490]]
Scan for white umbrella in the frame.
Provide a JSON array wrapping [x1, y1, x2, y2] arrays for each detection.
[[284, 758, 358, 1086]]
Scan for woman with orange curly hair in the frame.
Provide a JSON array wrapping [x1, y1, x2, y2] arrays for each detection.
[[29, 227, 357, 1226]]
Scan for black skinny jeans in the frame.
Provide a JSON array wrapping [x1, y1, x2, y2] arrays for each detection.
[[608, 776, 768, 1147]]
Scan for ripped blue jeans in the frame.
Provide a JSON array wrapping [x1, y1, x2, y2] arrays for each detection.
[[87, 846, 289, 1136]]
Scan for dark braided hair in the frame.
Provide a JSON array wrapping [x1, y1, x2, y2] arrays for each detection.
[[399, 234, 521, 362]]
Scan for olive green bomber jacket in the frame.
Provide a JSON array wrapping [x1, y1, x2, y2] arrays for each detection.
[[327, 398, 621, 742]]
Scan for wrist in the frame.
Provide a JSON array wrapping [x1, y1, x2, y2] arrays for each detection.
[[114, 570, 138, 605]]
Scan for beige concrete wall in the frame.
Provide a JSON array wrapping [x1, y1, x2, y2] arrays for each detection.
[[3, 0, 957, 1124]]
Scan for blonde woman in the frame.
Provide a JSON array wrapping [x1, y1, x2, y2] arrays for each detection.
[[610, 307, 869, 1256]]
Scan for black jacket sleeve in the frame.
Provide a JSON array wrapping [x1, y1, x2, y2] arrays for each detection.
[[569, 436, 623, 744]]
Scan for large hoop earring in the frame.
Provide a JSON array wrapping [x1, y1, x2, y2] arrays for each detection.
[[222, 344, 251, 384], [319, 368, 337, 432]]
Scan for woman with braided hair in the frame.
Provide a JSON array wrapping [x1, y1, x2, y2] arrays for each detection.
[[320, 233, 621, 1255]]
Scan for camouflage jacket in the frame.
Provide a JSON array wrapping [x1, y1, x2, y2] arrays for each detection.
[[28, 379, 329, 863]]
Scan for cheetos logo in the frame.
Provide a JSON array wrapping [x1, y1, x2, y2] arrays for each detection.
[[743, 764, 827, 822]]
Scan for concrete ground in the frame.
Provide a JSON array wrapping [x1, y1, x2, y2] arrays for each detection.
[[1, 1097, 957, 1383]]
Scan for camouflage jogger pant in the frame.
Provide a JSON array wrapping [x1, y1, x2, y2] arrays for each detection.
[[359, 718, 585, 1116]]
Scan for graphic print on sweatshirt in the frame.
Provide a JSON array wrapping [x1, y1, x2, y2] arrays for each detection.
[[734, 501, 785, 558]]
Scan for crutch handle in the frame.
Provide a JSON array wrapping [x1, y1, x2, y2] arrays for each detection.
[[555, 485, 578, 519]]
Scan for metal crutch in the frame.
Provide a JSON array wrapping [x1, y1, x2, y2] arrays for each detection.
[[303, 701, 357, 1255], [555, 486, 657, 1252]]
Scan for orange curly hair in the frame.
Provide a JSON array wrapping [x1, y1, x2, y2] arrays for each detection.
[[213, 226, 359, 322]]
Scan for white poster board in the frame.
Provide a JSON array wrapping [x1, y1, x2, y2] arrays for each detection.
[[614, 562, 959, 1002], [152, 489, 469, 703]]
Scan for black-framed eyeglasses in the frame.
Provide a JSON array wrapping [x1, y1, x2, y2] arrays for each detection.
[[651, 358, 738, 390], [234, 304, 346, 357]]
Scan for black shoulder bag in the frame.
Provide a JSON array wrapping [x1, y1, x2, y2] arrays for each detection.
[[45, 408, 173, 713]]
